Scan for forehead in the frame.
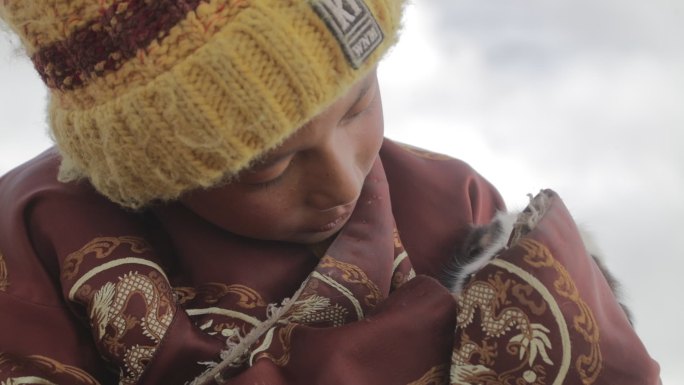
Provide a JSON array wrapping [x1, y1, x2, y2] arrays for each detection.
[[290, 70, 378, 134], [265, 69, 379, 152]]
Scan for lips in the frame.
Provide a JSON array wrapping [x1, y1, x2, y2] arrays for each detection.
[[313, 211, 352, 233], [305, 201, 357, 234]]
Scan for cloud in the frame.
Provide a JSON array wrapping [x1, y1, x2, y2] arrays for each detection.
[[383, 0, 684, 193], [381, 2, 684, 381], [1, 2, 682, 382]]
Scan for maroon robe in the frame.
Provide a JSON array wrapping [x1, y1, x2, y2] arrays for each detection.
[[0, 139, 659, 384]]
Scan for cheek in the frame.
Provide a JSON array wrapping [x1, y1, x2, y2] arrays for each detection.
[[357, 98, 385, 167], [182, 187, 297, 237], [235, 191, 296, 229]]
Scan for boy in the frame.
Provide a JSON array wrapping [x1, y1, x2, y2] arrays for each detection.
[[0, 1, 659, 384]]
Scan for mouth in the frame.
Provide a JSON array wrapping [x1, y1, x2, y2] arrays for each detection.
[[304, 201, 357, 234], [313, 211, 352, 233]]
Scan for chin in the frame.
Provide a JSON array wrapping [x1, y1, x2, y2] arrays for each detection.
[[285, 229, 340, 245]]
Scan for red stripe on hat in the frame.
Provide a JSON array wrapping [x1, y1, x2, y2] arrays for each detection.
[[32, 0, 206, 91]]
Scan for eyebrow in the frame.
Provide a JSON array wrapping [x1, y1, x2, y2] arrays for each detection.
[[351, 78, 375, 107], [252, 77, 376, 169], [250, 151, 291, 170]]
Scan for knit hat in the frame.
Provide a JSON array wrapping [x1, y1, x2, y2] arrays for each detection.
[[0, 0, 405, 208]]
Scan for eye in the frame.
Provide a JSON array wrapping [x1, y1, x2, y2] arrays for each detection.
[[340, 86, 376, 124], [240, 155, 293, 189], [341, 105, 370, 123], [249, 172, 286, 189]]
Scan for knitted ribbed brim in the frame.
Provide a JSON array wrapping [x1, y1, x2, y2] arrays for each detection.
[[0, 0, 404, 208]]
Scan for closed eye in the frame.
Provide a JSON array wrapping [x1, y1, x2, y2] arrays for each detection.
[[240, 155, 294, 189], [248, 171, 287, 189], [340, 81, 376, 124]]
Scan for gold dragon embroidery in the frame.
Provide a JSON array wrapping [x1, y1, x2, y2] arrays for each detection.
[[453, 279, 554, 383], [451, 237, 603, 385], [89, 271, 174, 384]]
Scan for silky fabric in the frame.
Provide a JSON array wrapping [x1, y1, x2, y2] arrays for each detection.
[[450, 190, 661, 385], [0, 140, 660, 384], [0, 139, 502, 384]]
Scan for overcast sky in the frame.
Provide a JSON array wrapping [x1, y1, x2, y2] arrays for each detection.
[[379, 1, 682, 383], [1, 1, 682, 383]]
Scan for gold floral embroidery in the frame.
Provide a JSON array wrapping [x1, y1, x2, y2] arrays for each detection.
[[178, 283, 269, 334], [391, 250, 414, 290], [0, 353, 101, 385], [311, 271, 364, 320], [201, 283, 267, 308], [250, 323, 297, 367], [173, 286, 197, 304], [518, 239, 602, 385], [392, 227, 403, 249], [320, 256, 382, 307], [296, 300, 348, 327], [62, 236, 152, 281], [197, 319, 252, 339], [0, 250, 7, 292]]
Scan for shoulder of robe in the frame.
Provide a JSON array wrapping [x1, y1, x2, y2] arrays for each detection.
[[379, 139, 506, 276], [0, 148, 150, 305]]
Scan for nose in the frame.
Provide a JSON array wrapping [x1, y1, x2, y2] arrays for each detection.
[[305, 144, 363, 211]]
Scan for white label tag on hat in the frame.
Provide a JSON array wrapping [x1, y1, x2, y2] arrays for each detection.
[[311, 0, 385, 68]]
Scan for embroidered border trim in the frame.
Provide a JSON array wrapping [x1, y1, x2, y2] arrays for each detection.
[[62, 236, 153, 282], [0, 353, 102, 385], [68, 257, 169, 301], [185, 307, 261, 327], [491, 258, 573, 384], [518, 238, 603, 384]]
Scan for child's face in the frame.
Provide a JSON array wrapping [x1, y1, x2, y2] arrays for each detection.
[[181, 69, 384, 244]]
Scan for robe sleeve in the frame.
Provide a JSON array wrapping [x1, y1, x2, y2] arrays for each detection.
[[451, 190, 661, 384], [0, 150, 221, 384], [0, 152, 116, 384]]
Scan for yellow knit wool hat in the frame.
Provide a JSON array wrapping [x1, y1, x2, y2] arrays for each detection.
[[0, 0, 405, 208]]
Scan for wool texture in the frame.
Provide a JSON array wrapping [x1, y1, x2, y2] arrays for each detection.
[[0, 0, 405, 208]]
